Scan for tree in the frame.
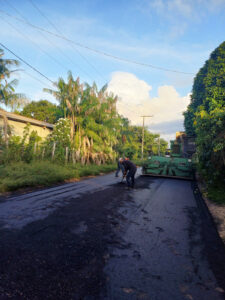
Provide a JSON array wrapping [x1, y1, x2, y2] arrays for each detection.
[[0, 49, 25, 110], [0, 49, 24, 146], [43, 71, 168, 164], [184, 41, 225, 184], [20, 100, 63, 123]]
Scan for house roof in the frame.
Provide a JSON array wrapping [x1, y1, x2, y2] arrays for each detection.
[[0, 110, 54, 129]]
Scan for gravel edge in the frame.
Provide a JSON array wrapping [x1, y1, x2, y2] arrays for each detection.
[[196, 173, 225, 244]]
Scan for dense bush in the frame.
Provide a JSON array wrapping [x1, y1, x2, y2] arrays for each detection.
[[184, 41, 225, 188]]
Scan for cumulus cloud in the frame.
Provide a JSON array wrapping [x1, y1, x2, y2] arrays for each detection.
[[107, 72, 191, 141]]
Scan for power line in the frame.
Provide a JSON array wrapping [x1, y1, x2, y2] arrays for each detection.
[[27, 0, 106, 82], [2, 17, 69, 73], [27, 0, 59, 33], [3, 0, 95, 83], [0, 42, 56, 85], [0, 9, 195, 75], [22, 70, 54, 90]]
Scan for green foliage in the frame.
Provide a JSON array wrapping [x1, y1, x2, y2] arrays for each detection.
[[43, 72, 166, 164], [0, 49, 27, 110], [0, 161, 116, 193], [184, 41, 225, 187], [207, 184, 225, 205], [0, 123, 42, 164], [51, 118, 71, 147], [0, 68, 168, 192], [20, 100, 63, 123], [116, 125, 168, 160]]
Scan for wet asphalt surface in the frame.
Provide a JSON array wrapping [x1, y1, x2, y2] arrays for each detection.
[[0, 172, 225, 300]]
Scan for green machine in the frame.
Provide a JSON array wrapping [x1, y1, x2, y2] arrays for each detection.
[[142, 140, 194, 180], [142, 156, 193, 180]]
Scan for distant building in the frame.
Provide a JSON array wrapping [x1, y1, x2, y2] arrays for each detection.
[[175, 131, 196, 158], [0, 110, 54, 140]]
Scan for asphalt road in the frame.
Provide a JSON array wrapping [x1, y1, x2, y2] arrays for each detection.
[[0, 172, 224, 300]]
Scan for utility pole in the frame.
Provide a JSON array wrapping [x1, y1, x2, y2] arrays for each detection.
[[158, 137, 160, 156], [141, 115, 153, 160]]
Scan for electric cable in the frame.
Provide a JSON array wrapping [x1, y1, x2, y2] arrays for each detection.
[[0, 42, 56, 86], [3, 1, 95, 83], [0, 9, 195, 75], [22, 70, 55, 90], [27, 0, 107, 82], [2, 17, 70, 73]]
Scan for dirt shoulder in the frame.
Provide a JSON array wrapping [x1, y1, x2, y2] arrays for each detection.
[[196, 173, 225, 244]]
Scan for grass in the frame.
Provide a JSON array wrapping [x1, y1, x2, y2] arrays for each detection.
[[0, 161, 116, 193], [207, 184, 225, 205]]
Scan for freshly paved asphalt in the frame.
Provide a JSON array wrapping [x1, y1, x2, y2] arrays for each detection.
[[0, 170, 141, 230], [0, 172, 224, 300]]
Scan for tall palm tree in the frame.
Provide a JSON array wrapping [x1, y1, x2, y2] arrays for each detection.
[[44, 72, 83, 147], [0, 49, 24, 107], [0, 49, 26, 146], [0, 49, 19, 79]]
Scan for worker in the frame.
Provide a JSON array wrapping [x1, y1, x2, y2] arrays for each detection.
[[115, 157, 125, 177], [121, 159, 137, 188]]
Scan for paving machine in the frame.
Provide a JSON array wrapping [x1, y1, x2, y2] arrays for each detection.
[[142, 135, 195, 180], [142, 155, 194, 180]]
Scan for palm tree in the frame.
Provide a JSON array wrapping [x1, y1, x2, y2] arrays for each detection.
[[44, 71, 126, 164], [0, 49, 26, 146], [44, 72, 83, 149], [0, 49, 25, 107], [0, 49, 19, 79]]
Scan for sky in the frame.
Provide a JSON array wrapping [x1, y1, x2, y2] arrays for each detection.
[[0, 0, 225, 141]]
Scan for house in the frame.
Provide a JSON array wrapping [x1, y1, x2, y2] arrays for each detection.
[[0, 110, 54, 140]]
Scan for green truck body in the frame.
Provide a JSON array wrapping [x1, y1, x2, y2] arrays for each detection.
[[142, 155, 194, 180]]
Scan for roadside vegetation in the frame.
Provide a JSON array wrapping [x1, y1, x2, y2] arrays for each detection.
[[0, 48, 167, 192], [0, 161, 116, 193], [184, 41, 225, 204]]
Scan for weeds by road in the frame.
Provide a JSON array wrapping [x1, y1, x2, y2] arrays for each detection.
[[208, 185, 225, 205], [0, 161, 116, 193]]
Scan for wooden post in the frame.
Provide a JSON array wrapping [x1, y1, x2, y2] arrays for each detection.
[[42, 148, 45, 160], [158, 138, 160, 156], [52, 142, 56, 160], [72, 150, 75, 164], [65, 147, 69, 164], [34, 142, 37, 155]]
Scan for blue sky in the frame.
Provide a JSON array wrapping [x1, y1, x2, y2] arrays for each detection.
[[0, 0, 225, 141]]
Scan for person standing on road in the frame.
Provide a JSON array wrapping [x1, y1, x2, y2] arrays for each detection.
[[115, 158, 125, 177], [121, 159, 137, 188]]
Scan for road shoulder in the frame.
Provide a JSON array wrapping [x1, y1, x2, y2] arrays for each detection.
[[196, 174, 225, 244]]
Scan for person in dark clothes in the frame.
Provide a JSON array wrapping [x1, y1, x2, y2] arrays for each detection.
[[121, 159, 137, 188], [115, 158, 125, 177]]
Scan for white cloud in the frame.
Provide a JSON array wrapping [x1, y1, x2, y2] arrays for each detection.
[[107, 72, 191, 140], [151, 0, 192, 17], [142, 0, 225, 38], [149, 0, 225, 18], [108, 72, 152, 104]]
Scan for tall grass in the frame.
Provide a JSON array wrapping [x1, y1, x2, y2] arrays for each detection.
[[208, 184, 225, 205], [0, 161, 116, 193]]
